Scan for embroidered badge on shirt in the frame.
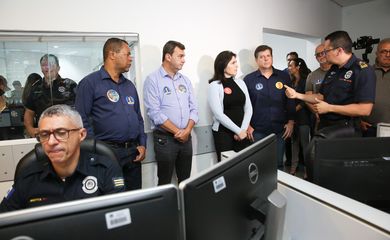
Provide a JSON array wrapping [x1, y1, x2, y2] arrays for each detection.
[[224, 87, 232, 94], [113, 177, 125, 188], [178, 84, 187, 93], [107, 89, 120, 102], [255, 83, 263, 90], [344, 70, 353, 79], [58, 86, 65, 93], [82, 176, 98, 194], [163, 86, 171, 95], [126, 96, 135, 105], [275, 81, 283, 90]]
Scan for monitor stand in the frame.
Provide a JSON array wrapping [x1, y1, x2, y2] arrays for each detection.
[[249, 189, 287, 240], [264, 189, 287, 240]]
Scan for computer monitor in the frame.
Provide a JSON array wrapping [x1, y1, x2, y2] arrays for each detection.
[[0, 185, 181, 240], [179, 134, 278, 240], [312, 137, 390, 212]]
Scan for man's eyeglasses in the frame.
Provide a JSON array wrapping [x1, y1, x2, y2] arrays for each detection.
[[379, 49, 390, 56], [315, 51, 326, 58], [36, 128, 81, 142], [322, 47, 339, 55]]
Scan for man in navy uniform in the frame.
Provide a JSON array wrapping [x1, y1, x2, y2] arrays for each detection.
[[244, 45, 295, 170], [285, 30, 376, 136], [75, 38, 146, 190], [0, 104, 124, 212]]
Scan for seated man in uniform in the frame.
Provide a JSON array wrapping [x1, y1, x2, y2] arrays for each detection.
[[24, 54, 77, 137], [0, 104, 125, 212]]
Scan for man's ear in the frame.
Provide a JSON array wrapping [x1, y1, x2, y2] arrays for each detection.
[[165, 53, 172, 62], [79, 128, 87, 142]]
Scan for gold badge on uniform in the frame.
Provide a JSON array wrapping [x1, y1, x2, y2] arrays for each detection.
[[275, 81, 283, 90], [359, 61, 368, 68]]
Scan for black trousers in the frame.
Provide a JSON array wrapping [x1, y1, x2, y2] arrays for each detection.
[[153, 131, 193, 185], [109, 144, 141, 191], [212, 127, 250, 162]]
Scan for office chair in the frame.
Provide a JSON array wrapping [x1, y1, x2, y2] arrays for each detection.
[[14, 138, 118, 180]]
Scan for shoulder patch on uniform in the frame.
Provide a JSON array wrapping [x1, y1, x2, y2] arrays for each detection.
[[359, 61, 368, 69], [112, 177, 125, 188]]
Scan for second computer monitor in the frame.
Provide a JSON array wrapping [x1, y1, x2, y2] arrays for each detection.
[[179, 134, 278, 240]]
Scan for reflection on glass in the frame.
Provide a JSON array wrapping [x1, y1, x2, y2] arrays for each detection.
[[0, 31, 139, 141]]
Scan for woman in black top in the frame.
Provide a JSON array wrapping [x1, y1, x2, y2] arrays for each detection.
[[208, 51, 252, 162]]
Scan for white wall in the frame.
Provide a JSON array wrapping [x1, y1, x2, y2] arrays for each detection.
[[342, 0, 390, 64], [0, 0, 342, 126], [263, 33, 321, 71]]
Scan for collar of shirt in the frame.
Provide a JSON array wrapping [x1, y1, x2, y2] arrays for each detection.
[[254, 67, 279, 78], [99, 66, 128, 84], [159, 66, 183, 81], [42, 75, 62, 88], [340, 54, 358, 70], [39, 154, 89, 181]]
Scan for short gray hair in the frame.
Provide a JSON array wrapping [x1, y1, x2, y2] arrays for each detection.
[[378, 38, 390, 50], [39, 104, 83, 128]]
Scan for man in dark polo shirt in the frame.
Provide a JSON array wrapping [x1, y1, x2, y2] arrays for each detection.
[[24, 54, 77, 137], [285, 30, 376, 137], [244, 45, 295, 170], [75, 38, 146, 191], [284, 31, 376, 181], [0, 105, 124, 212]]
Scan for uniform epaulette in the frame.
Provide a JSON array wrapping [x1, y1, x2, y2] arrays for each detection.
[[359, 61, 368, 69]]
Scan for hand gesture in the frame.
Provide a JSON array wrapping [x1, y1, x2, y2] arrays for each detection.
[[284, 85, 297, 99], [313, 98, 331, 114]]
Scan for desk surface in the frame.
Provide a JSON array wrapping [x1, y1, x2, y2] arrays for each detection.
[[278, 170, 390, 233]]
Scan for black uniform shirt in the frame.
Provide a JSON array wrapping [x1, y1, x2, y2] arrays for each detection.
[[24, 76, 77, 125], [0, 151, 125, 212], [319, 54, 376, 122]]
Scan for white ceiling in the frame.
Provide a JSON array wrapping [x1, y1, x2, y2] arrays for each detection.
[[330, 0, 377, 7]]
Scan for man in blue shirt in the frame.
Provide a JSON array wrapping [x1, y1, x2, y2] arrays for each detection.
[[75, 38, 146, 190], [244, 45, 295, 170], [143, 40, 198, 185]]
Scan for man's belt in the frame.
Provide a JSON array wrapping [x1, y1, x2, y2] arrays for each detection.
[[104, 140, 137, 148]]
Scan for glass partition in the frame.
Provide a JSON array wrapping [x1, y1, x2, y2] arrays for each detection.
[[0, 31, 139, 140]]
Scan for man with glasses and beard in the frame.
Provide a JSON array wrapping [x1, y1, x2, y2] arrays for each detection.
[[305, 43, 332, 133], [0, 105, 124, 212]]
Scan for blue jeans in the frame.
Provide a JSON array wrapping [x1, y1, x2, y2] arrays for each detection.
[[253, 131, 285, 170]]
